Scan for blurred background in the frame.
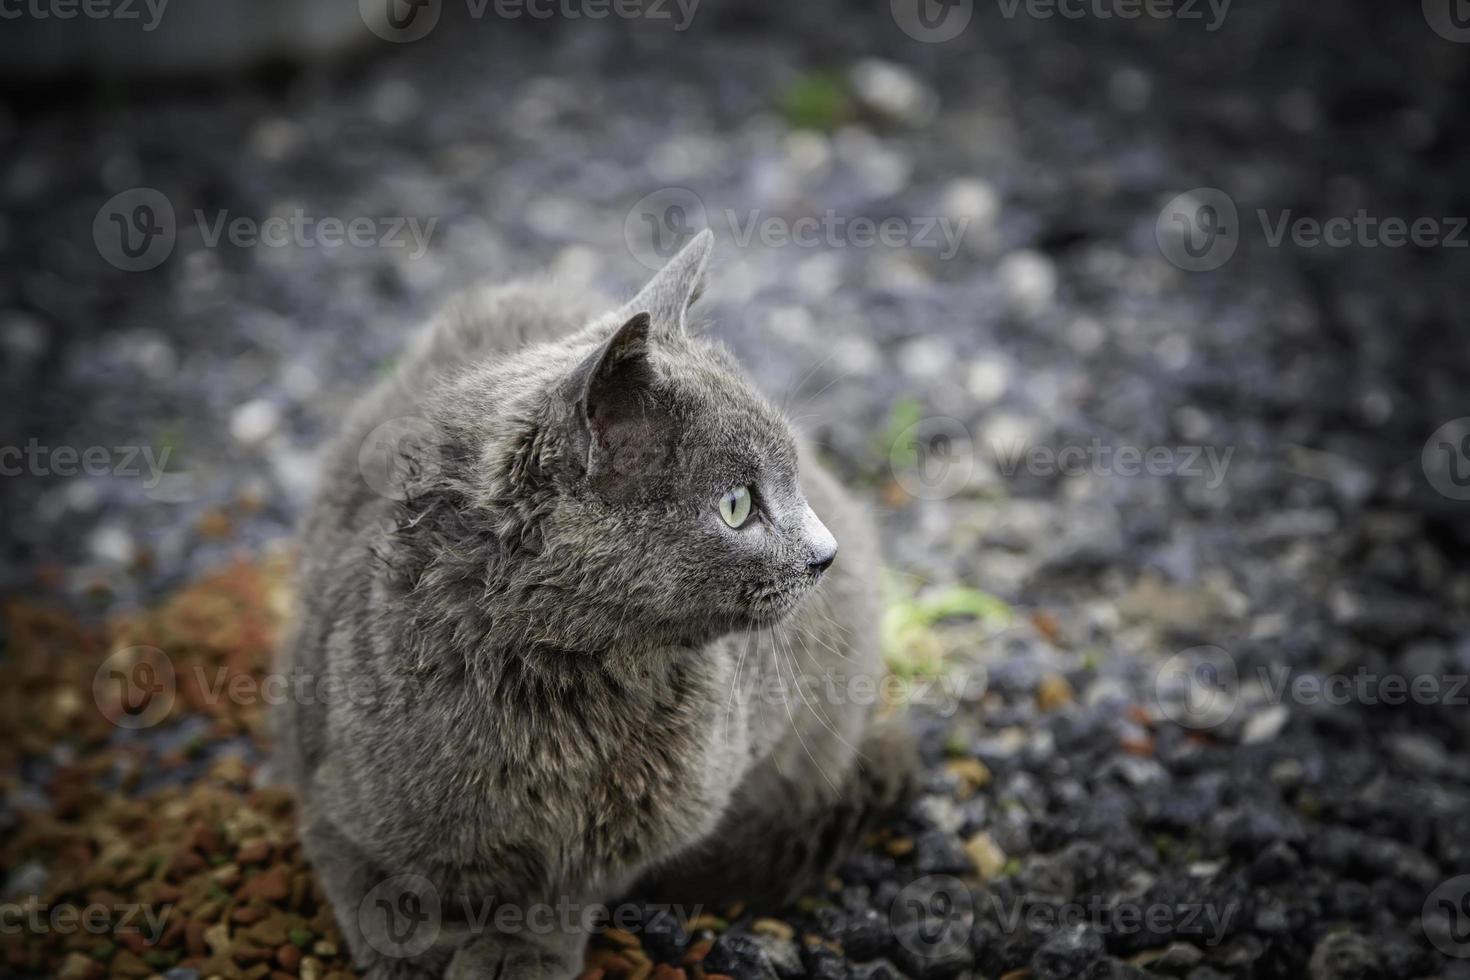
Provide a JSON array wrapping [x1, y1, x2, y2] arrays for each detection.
[[3, 1, 1470, 978]]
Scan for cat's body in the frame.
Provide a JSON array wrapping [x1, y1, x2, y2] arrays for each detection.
[[274, 233, 909, 979]]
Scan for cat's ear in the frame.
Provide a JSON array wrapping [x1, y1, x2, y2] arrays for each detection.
[[565, 312, 669, 481], [623, 228, 713, 334]]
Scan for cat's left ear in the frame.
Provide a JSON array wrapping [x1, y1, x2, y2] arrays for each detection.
[[623, 229, 713, 334], [563, 312, 671, 483]]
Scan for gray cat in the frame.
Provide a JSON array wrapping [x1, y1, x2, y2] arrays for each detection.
[[273, 231, 912, 979]]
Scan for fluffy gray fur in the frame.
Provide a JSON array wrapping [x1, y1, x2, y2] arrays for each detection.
[[273, 231, 912, 979]]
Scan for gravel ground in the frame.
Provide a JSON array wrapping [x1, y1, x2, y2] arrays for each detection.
[[3, 0, 1470, 977]]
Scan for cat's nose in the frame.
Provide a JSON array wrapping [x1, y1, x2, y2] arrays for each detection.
[[808, 542, 838, 574], [802, 504, 838, 575]]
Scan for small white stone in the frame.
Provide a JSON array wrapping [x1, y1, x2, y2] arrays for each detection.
[[230, 399, 280, 447], [997, 250, 1057, 316], [897, 336, 951, 380], [89, 525, 135, 566], [1241, 705, 1289, 744], [849, 59, 938, 123], [940, 178, 1001, 233], [965, 357, 1009, 407]]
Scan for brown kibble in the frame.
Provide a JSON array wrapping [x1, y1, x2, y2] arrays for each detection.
[[211, 862, 242, 889], [109, 949, 153, 979], [189, 822, 224, 856], [884, 836, 915, 857], [682, 938, 713, 966], [232, 905, 262, 925], [750, 918, 795, 941], [247, 866, 291, 903], [169, 847, 207, 878], [203, 922, 233, 957], [1120, 734, 1156, 757], [57, 952, 98, 980], [1000, 971, 1033, 980], [276, 943, 302, 971], [234, 941, 273, 965], [186, 918, 209, 958], [965, 831, 1008, 881], [945, 757, 992, 799], [583, 948, 633, 976], [1036, 672, 1075, 712], [603, 927, 640, 949], [246, 917, 288, 948], [236, 838, 272, 865]]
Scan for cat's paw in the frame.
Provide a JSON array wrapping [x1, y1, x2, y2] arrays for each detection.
[[445, 936, 579, 980]]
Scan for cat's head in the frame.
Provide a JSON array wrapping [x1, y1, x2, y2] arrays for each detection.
[[434, 231, 838, 654]]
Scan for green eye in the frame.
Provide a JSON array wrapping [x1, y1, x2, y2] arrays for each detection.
[[719, 486, 753, 528]]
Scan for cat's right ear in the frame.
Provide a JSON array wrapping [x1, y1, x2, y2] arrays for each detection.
[[622, 228, 713, 334], [563, 312, 668, 482]]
